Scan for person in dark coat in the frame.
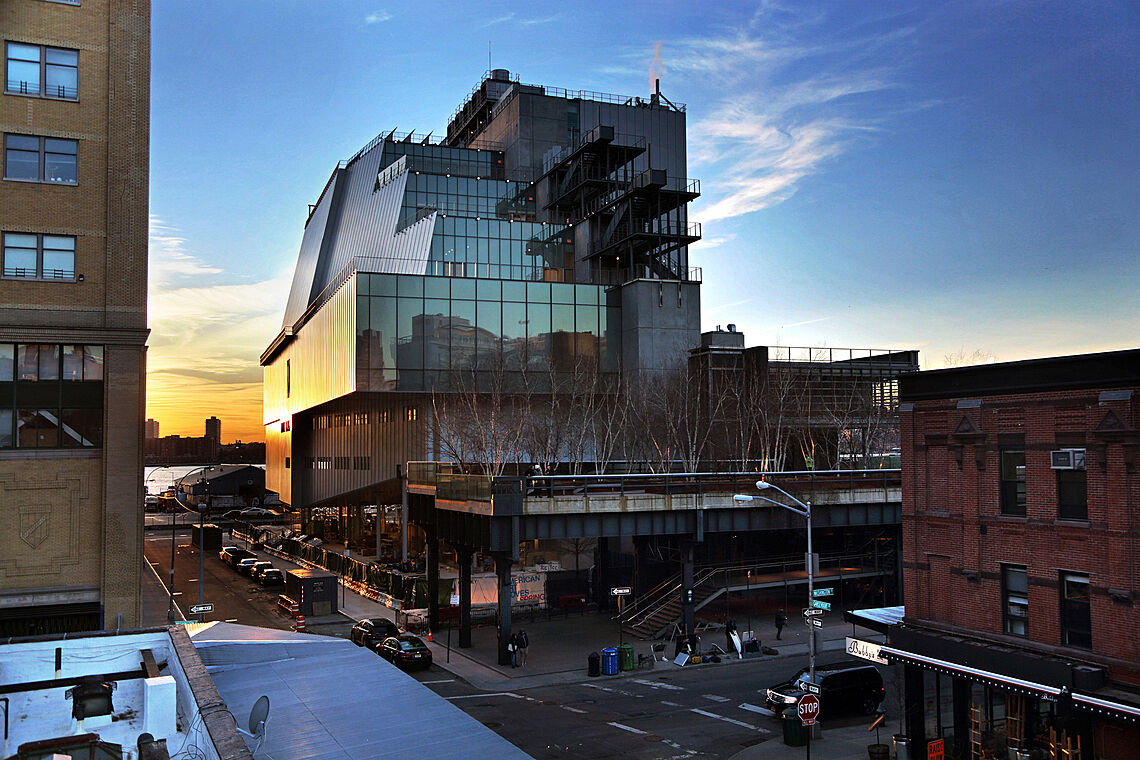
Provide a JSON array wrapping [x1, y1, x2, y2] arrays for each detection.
[[775, 610, 787, 640], [517, 629, 529, 667], [509, 631, 520, 667]]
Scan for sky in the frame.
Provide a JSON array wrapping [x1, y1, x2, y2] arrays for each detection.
[[147, 0, 1140, 443]]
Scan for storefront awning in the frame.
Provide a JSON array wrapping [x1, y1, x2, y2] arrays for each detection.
[[844, 605, 904, 633], [881, 644, 1140, 724]]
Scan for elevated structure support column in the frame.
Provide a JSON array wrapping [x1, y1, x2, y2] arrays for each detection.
[[426, 523, 439, 633], [495, 554, 513, 666], [456, 544, 473, 648], [681, 540, 695, 639]]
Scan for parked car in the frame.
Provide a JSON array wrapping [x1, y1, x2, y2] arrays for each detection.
[[259, 568, 285, 586], [221, 510, 244, 520], [764, 663, 884, 718], [240, 507, 277, 519], [375, 634, 432, 670], [350, 618, 404, 649], [248, 561, 273, 579], [144, 495, 161, 512], [234, 557, 259, 576]]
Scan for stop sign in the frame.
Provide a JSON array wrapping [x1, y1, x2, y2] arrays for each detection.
[[796, 693, 820, 726]]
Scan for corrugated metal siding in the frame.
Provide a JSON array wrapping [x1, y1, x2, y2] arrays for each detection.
[[282, 171, 341, 328]]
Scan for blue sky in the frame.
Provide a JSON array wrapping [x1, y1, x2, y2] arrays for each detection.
[[147, 0, 1140, 441]]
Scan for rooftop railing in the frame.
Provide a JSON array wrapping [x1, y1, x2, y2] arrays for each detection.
[[408, 466, 901, 506]]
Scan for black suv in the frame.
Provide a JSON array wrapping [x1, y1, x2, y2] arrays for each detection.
[[764, 663, 885, 718], [350, 618, 404, 649]]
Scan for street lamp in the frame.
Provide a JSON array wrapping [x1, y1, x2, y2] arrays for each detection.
[[735, 480, 816, 687]]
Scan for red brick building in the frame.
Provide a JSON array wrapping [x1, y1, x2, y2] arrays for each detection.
[[885, 349, 1139, 759]]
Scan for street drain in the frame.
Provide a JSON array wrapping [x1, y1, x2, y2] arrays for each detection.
[[540, 700, 559, 705], [483, 721, 502, 729], [643, 735, 664, 742]]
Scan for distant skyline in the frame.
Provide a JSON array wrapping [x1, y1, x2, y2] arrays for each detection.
[[147, 1, 1140, 443]]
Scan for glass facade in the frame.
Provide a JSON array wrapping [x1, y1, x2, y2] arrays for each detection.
[[0, 343, 103, 448], [357, 273, 618, 392]]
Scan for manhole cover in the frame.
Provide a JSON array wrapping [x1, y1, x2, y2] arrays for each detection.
[[483, 721, 502, 729]]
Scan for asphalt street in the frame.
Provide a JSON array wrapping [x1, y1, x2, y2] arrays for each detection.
[[142, 532, 902, 759]]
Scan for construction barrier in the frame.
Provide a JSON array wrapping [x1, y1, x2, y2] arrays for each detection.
[[292, 614, 306, 632]]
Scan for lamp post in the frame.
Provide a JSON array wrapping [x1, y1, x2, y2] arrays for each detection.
[[735, 480, 815, 686]]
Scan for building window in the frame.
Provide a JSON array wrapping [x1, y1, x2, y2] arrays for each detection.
[[405, 406, 417, 422], [1057, 469, 1087, 520], [1000, 449, 1026, 516], [6, 42, 78, 100], [2, 233, 76, 280], [4, 134, 77, 183], [1001, 564, 1028, 636], [1060, 572, 1091, 649], [286, 359, 290, 397], [284, 456, 290, 468], [0, 343, 103, 449]]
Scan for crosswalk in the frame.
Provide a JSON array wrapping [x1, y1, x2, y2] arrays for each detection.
[[431, 671, 777, 756]]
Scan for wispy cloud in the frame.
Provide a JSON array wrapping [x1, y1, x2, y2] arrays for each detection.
[[148, 217, 292, 440], [519, 14, 560, 26], [481, 13, 515, 28], [365, 10, 392, 25], [671, 13, 917, 225]]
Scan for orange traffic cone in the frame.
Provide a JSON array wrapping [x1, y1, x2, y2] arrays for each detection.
[[427, 629, 433, 642]]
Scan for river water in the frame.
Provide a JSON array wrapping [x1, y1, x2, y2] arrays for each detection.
[[144, 464, 265, 494]]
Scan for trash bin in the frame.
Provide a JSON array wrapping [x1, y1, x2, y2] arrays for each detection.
[[783, 713, 807, 747], [867, 744, 890, 760], [587, 651, 600, 677], [618, 643, 635, 671], [601, 647, 619, 676], [893, 734, 911, 760]]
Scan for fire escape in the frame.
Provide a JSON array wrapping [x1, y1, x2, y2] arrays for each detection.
[[540, 124, 701, 285]]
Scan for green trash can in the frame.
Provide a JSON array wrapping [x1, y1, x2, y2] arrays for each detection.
[[783, 713, 807, 747], [618, 643, 635, 671]]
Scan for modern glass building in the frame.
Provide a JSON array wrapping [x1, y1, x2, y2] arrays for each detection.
[[262, 70, 702, 510]]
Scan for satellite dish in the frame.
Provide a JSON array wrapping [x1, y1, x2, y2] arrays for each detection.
[[235, 695, 270, 755], [248, 695, 269, 736]]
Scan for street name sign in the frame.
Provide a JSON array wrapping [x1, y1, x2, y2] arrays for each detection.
[[811, 599, 831, 611], [797, 694, 820, 726], [189, 604, 213, 614], [802, 607, 824, 617], [610, 586, 631, 596], [809, 617, 823, 628], [812, 587, 833, 597], [804, 682, 821, 695]]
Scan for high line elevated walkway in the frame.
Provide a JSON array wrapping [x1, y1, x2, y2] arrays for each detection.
[[404, 467, 901, 665]]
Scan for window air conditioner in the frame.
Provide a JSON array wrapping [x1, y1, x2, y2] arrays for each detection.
[[1050, 449, 1086, 470]]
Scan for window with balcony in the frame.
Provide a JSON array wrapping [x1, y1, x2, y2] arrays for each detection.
[[1000, 449, 1026, 516], [6, 42, 78, 100], [4, 134, 77, 183], [2, 232, 75, 280], [1002, 564, 1028, 636], [1060, 572, 1091, 649]]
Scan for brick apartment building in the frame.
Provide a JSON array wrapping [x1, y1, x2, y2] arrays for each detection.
[[0, 1, 150, 632], [883, 349, 1140, 759]]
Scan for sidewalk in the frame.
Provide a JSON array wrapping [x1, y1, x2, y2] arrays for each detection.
[[729, 725, 897, 760]]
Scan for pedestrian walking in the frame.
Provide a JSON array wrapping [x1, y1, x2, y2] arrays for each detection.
[[509, 631, 519, 667], [725, 618, 737, 654], [775, 609, 787, 640], [517, 629, 529, 667]]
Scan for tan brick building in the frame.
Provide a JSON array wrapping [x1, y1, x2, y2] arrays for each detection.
[[0, 0, 149, 632]]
